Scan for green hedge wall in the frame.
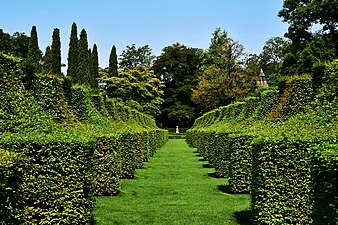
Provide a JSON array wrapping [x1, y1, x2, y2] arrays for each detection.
[[0, 149, 24, 224], [118, 131, 138, 179], [228, 134, 253, 193], [252, 89, 279, 119], [251, 137, 313, 225], [213, 132, 230, 178], [0, 134, 96, 224], [310, 143, 338, 225], [30, 73, 66, 120], [95, 134, 121, 195]]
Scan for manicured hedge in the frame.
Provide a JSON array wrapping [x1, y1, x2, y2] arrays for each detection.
[[0, 134, 96, 224], [95, 134, 122, 195], [0, 149, 24, 224], [269, 75, 313, 118], [213, 132, 230, 177], [252, 89, 279, 119], [228, 134, 253, 193], [310, 143, 338, 225], [118, 131, 137, 179], [251, 137, 313, 225], [30, 73, 66, 120]]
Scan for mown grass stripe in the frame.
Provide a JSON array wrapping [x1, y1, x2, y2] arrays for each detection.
[[94, 139, 251, 225]]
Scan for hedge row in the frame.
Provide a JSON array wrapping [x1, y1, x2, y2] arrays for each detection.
[[0, 149, 23, 224], [0, 54, 169, 225], [187, 74, 338, 224], [0, 134, 96, 225]]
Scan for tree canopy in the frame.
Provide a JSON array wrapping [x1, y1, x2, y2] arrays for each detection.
[[102, 66, 164, 116], [119, 44, 155, 70], [153, 43, 201, 127]]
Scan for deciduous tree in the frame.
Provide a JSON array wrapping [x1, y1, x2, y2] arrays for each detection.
[[119, 44, 155, 70]]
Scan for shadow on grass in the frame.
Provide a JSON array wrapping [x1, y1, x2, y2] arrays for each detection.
[[198, 158, 207, 161], [217, 184, 233, 193], [202, 163, 213, 168], [217, 185, 250, 195], [207, 172, 221, 178], [234, 210, 252, 225]]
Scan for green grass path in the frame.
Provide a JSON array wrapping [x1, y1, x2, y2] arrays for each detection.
[[94, 139, 251, 225]]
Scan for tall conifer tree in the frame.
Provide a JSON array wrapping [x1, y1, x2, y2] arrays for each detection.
[[51, 28, 61, 74], [42, 46, 53, 73], [67, 22, 78, 79], [91, 44, 99, 88], [108, 45, 118, 77], [76, 29, 89, 85], [27, 25, 41, 68]]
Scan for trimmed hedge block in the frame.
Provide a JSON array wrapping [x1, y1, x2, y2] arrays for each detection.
[[251, 137, 313, 225], [0, 135, 96, 224], [228, 134, 253, 193], [0, 149, 24, 224], [310, 143, 338, 225], [213, 132, 230, 178], [95, 135, 122, 195]]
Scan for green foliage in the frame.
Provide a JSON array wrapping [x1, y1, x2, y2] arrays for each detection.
[[103, 66, 164, 117], [187, 67, 338, 224], [317, 59, 338, 105], [228, 134, 253, 193], [119, 44, 155, 70], [0, 29, 29, 58], [251, 88, 279, 119], [95, 134, 121, 195], [50, 28, 61, 75], [30, 73, 66, 120], [91, 44, 99, 88], [76, 29, 90, 85], [192, 28, 257, 113], [108, 45, 118, 77], [27, 26, 42, 69], [71, 85, 100, 121], [67, 22, 79, 80], [0, 149, 24, 224], [278, 0, 338, 86], [153, 43, 200, 127], [310, 143, 338, 225], [0, 134, 96, 224], [269, 75, 313, 118], [251, 137, 314, 225]]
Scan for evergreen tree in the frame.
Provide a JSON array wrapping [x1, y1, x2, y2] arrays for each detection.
[[76, 29, 90, 85], [67, 22, 78, 79], [91, 44, 99, 88], [27, 25, 41, 68], [108, 45, 118, 77], [51, 28, 61, 74], [42, 46, 53, 73]]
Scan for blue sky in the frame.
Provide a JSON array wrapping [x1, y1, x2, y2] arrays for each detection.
[[0, 0, 288, 69]]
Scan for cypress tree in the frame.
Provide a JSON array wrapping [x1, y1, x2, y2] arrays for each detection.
[[108, 45, 118, 77], [76, 29, 89, 85], [42, 46, 53, 73], [91, 44, 99, 88], [51, 28, 61, 74], [67, 22, 78, 80], [27, 25, 41, 68]]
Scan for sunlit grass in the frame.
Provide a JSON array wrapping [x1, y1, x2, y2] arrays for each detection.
[[94, 139, 251, 225]]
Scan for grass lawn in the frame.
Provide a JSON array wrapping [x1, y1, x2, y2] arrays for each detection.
[[93, 139, 251, 224]]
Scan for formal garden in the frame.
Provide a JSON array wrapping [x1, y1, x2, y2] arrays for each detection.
[[1, 1, 338, 224]]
